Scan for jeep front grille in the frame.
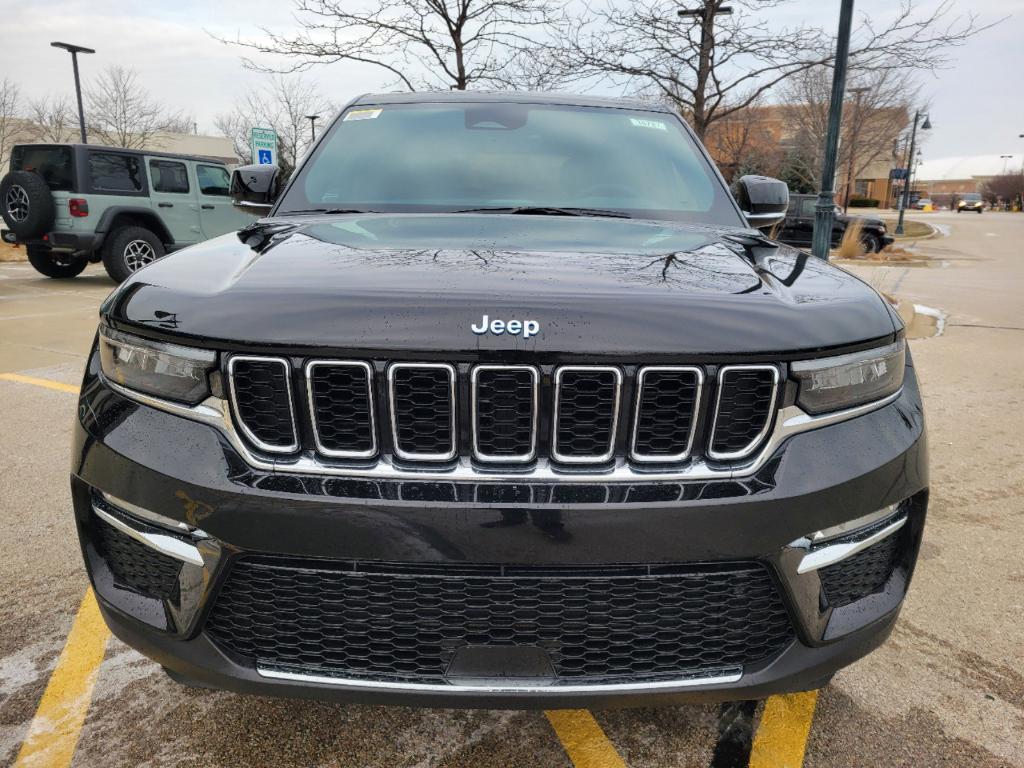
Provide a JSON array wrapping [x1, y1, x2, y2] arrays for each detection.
[[552, 366, 622, 464], [388, 363, 457, 461], [227, 356, 298, 453], [306, 361, 376, 459], [226, 356, 784, 468], [708, 365, 779, 461], [472, 365, 539, 462]]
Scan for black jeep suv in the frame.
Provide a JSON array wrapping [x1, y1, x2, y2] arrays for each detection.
[[778, 193, 895, 253], [72, 93, 927, 708]]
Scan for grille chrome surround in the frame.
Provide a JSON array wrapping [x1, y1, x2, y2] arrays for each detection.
[[305, 360, 378, 459], [226, 355, 298, 454], [551, 366, 623, 464], [471, 364, 540, 464], [388, 363, 458, 462], [708, 364, 780, 461], [630, 366, 705, 463]]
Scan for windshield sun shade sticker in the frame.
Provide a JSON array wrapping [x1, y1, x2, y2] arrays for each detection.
[[629, 117, 667, 131], [344, 109, 383, 122]]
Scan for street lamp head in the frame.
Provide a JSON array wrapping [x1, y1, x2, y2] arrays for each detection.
[[921, 115, 932, 130], [50, 41, 95, 55]]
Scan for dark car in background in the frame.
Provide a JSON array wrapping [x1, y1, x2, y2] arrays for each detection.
[[956, 193, 984, 213], [776, 193, 895, 253], [71, 92, 927, 708]]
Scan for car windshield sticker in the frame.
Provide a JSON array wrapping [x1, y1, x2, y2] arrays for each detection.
[[344, 109, 383, 122], [629, 118, 667, 131]]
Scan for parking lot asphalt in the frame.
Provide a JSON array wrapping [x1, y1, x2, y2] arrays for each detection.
[[1, 212, 1022, 767]]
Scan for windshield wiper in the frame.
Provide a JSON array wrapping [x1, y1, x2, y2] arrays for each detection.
[[278, 207, 373, 216], [453, 206, 631, 219]]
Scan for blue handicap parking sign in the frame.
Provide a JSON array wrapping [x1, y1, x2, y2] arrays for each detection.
[[258, 149, 273, 164]]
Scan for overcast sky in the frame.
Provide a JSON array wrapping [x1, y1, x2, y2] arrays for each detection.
[[2, 0, 1022, 161]]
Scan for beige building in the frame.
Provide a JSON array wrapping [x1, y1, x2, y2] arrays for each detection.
[[916, 154, 1024, 203], [2, 118, 238, 167]]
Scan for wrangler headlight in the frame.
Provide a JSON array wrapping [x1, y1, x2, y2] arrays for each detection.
[[791, 339, 905, 414], [99, 326, 217, 405]]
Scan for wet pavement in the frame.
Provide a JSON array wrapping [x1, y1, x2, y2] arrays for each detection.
[[1, 211, 1022, 767]]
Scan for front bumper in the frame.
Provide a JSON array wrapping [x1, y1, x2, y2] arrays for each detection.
[[71, 350, 928, 707]]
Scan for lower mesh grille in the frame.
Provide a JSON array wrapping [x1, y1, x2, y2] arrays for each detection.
[[820, 532, 902, 608], [205, 559, 794, 685], [94, 514, 182, 601]]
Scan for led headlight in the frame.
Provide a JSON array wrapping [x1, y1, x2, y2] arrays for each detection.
[[99, 325, 216, 405], [791, 339, 905, 415]]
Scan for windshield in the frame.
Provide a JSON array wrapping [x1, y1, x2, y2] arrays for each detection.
[[961, 193, 981, 201], [278, 102, 741, 225]]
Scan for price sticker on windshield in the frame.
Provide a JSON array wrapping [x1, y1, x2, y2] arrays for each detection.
[[629, 118, 667, 131], [344, 109, 383, 121]]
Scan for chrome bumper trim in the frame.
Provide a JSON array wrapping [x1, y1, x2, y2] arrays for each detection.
[[102, 375, 902, 483], [256, 665, 743, 694], [796, 516, 907, 575], [92, 504, 205, 567]]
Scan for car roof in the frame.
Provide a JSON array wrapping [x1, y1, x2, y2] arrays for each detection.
[[350, 90, 672, 113], [12, 143, 228, 165]]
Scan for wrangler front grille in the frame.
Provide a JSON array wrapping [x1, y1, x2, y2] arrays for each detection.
[[226, 357, 784, 468]]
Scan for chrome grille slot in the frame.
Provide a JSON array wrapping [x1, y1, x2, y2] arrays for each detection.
[[227, 356, 298, 454], [552, 366, 622, 464], [306, 361, 377, 459], [709, 365, 779, 460], [472, 365, 539, 463], [631, 366, 703, 463], [388, 363, 457, 461]]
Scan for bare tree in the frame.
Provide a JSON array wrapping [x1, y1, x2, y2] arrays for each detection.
[[26, 95, 77, 143], [703, 98, 786, 182], [0, 79, 21, 169], [982, 173, 1024, 208], [215, 75, 334, 177], [85, 66, 190, 148], [780, 66, 920, 197], [218, 0, 562, 91], [555, 0, 992, 140]]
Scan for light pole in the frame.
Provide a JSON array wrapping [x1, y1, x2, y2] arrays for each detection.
[[305, 114, 320, 142], [1000, 154, 1012, 174], [842, 86, 869, 212], [50, 42, 95, 144], [811, 0, 855, 260], [895, 110, 931, 235]]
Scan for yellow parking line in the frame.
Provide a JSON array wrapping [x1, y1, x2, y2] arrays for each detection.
[[0, 372, 79, 394], [748, 691, 819, 768], [14, 589, 111, 768], [545, 709, 628, 768]]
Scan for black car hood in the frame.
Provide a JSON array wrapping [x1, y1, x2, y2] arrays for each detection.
[[105, 213, 897, 357]]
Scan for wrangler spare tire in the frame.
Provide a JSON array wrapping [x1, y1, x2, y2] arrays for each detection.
[[0, 170, 55, 238]]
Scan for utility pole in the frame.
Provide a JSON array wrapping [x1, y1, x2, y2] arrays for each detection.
[[50, 42, 95, 144], [895, 111, 931, 235], [677, 2, 733, 138], [842, 86, 870, 212], [811, 0, 854, 260]]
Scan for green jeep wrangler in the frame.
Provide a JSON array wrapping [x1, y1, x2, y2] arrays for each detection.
[[0, 143, 255, 281]]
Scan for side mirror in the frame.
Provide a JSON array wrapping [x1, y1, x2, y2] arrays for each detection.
[[734, 175, 789, 231], [230, 164, 281, 211]]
